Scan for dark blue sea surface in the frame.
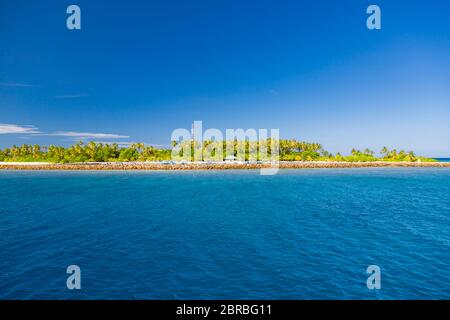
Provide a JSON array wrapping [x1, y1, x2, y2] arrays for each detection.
[[1, 169, 449, 299], [435, 158, 450, 162]]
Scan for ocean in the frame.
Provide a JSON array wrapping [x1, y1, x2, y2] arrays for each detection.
[[1, 168, 449, 299]]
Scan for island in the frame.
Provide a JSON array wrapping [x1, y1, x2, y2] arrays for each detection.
[[1, 141, 448, 170]]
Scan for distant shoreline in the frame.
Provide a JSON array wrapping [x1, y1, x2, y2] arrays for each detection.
[[1, 161, 450, 171]]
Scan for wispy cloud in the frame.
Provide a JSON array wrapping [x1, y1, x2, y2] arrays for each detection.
[[93, 141, 141, 147], [94, 141, 139, 145], [269, 89, 279, 96], [0, 124, 129, 141], [54, 94, 89, 99], [49, 131, 130, 139], [93, 141, 167, 148], [0, 82, 34, 88], [0, 124, 41, 134]]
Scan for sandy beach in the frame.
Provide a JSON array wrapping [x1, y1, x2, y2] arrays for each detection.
[[1, 161, 449, 170]]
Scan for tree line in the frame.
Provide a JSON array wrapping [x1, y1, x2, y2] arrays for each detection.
[[0, 140, 435, 163]]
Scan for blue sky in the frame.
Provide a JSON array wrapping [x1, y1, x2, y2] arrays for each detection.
[[1, 0, 449, 156]]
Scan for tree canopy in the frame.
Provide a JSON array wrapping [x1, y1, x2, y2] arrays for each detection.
[[0, 141, 436, 163]]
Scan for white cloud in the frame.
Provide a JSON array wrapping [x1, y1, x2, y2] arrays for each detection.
[[54, 94, 89, 99], [0, 124, 40, 134], [269, 89, 279, 96], [93, 141, 167, 148], [94, 141, 138, 145], [50, 131, 130, 139], [0, 124, 129, 141], [0, 82, 34, 88]]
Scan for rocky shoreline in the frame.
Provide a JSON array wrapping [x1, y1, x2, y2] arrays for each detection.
[[1, 161, 449, 171]]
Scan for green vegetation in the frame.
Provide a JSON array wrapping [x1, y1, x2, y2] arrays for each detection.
[[0, 140, 436, 163], [0, 142, 171, 163], [278, 140, 435, 162]]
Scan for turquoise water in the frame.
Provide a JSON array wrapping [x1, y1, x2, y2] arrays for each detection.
[[1, 169, 449, 300]]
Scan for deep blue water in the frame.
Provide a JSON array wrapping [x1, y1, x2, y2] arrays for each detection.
[[435, 158, 450, 163], [1, 169, 449, 300]]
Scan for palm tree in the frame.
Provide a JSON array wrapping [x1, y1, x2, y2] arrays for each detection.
[[408, 151, 417, 162], [131, 143, 145, 152], [86, 141, 97, 160], [11, 145, 20, 158], [32, 145, 41, 159], [389, 149, 398, 159]]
